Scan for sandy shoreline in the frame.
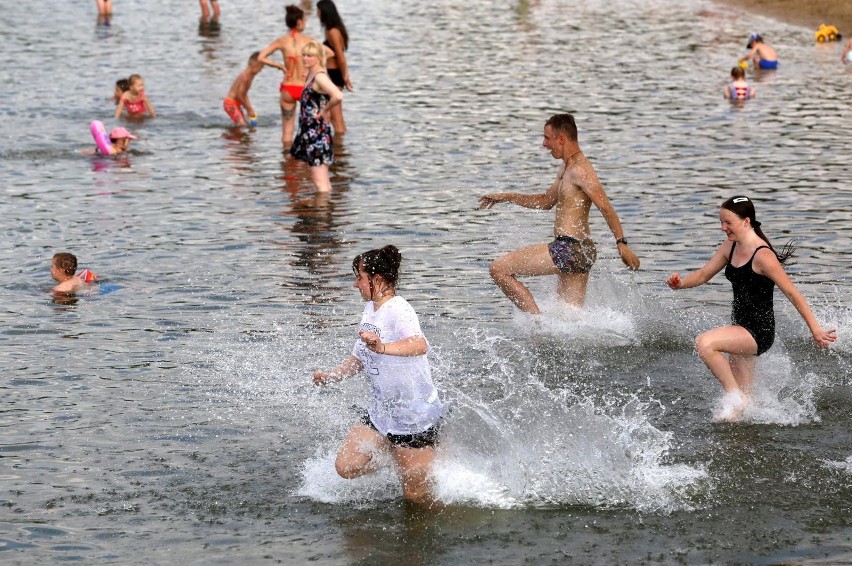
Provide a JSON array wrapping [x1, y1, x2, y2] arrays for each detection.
[[713, 0, 852, 39]]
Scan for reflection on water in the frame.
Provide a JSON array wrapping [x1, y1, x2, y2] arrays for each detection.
[[1, 0, 851, 563], [198, 17, 221, 38]]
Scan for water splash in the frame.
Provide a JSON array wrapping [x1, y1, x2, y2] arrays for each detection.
[[822, 456, 852, 475], [736, 350, 825, 426], [291, 322, 708, 513]]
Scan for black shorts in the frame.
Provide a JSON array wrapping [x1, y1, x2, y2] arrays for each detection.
[[360, 411, 440, 449], [327, 68, 346, 88]]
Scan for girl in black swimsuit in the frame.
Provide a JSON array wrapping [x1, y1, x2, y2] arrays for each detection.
[[665, 196, 836, 422], [317, 0, 352, 134]]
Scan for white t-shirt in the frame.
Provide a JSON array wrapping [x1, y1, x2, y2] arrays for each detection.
[[351, 296, 442, 435]]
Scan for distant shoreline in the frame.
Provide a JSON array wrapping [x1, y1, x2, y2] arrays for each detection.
[[713, 0, 852, 39]]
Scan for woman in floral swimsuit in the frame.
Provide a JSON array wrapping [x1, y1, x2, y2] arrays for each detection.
[[289, 41, 342, 193]]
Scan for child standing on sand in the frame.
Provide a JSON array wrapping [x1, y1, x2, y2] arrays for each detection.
[[224, 52, 264, 127], [115, 74, 157, 118]]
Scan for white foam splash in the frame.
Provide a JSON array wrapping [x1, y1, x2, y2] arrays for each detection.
[[293, 384, 707, 513], [822, 456, 852, 474], [732, 350, 824, 426], [295, 449, 399, 507], [513, 301, 637, 347]]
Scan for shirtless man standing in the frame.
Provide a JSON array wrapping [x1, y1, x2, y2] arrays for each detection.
[[479, 113, 640, 314]]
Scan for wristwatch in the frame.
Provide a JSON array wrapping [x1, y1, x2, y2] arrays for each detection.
[[615, 237, 628, 245]]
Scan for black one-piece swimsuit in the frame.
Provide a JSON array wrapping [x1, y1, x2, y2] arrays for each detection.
[[724, 243, 776, 355]]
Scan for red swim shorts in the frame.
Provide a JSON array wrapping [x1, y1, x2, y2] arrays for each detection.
[[223, 97, 245, 124]]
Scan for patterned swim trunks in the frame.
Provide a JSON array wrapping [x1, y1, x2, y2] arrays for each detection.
[[223, 97, 244, 124], [548, 236, 596, 274]]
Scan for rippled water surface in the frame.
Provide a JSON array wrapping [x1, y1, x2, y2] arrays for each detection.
[[2, 0, 851, 563]]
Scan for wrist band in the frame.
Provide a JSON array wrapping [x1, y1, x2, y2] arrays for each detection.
[[616, 237, 628, 245]]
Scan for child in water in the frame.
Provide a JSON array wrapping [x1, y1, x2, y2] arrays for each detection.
[[51, 253, 97, 295], [82, 127, 137, 156], [740, 33, 778, 70], [115, 74, 157, 118], [224, 52, 264, 127], [724, 67, 755, 100], [113, 78, 130, 105]]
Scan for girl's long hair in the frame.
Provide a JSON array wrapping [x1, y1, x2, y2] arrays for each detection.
[[721, 196, 795, 264], [317, 0, 349, 49]]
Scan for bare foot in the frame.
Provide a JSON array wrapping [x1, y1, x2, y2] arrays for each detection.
[[713, 390, 750, 423]]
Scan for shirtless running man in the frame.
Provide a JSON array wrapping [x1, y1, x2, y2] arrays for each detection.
[[479, 113, 640, 314]]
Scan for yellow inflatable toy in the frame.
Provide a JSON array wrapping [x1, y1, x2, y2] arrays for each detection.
[[815, 24, 841, 43], [738, 60, 749, 70]]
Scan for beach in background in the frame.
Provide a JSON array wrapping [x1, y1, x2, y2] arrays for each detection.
[[715, 0, 852, 39], [1, 0, 850, 563]]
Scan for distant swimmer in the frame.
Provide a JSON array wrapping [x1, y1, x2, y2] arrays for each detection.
[[740, 33, 777, 70], [84, 125, 137, 156], [115, 74, 157, 119], [479, 113, 640, 314], [51, 253, 97, 295], [224, 51, 264, 127], [666, 196, 836, 422], [724, 66, 755, 100], [313, 246, 443, 507], [113, 78, 130, 105]]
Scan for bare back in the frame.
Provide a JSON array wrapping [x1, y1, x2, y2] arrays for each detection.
[[226, 69, 251, 100], [755, 43, 777, 61], [261, 31, 316, 86]]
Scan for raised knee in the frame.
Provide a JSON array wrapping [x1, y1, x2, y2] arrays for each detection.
[[335, 454, 362, 479], [694, 333, 712, 358], [335, 459, 358, 479], [489, 260, 509, 281]]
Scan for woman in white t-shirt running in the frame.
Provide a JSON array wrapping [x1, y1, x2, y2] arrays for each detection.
[[313, 245, 443, 506]]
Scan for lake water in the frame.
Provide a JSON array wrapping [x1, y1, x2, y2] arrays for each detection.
[[2, 0, 851, 563]]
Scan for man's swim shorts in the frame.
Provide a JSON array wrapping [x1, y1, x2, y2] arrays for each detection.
[[548, 236, 596, 274], [758, 60, 778, 70]]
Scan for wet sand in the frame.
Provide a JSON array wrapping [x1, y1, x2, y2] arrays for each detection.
[[714, 0, 852, 38]]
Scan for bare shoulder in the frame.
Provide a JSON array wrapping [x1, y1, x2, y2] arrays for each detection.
[[753, 245, 781, 268], [564, 154, 602, 188]]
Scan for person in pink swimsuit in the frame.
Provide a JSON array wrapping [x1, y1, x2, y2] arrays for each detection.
[[115, 74, 157, 118]]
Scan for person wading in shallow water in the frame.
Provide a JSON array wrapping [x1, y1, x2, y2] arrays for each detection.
[[479, 113, 640, 314], [666, 196, 836, 422], [313, 245, 443, 507]]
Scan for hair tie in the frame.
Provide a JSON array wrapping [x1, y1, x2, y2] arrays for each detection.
[[752, 220, 761, 228]]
